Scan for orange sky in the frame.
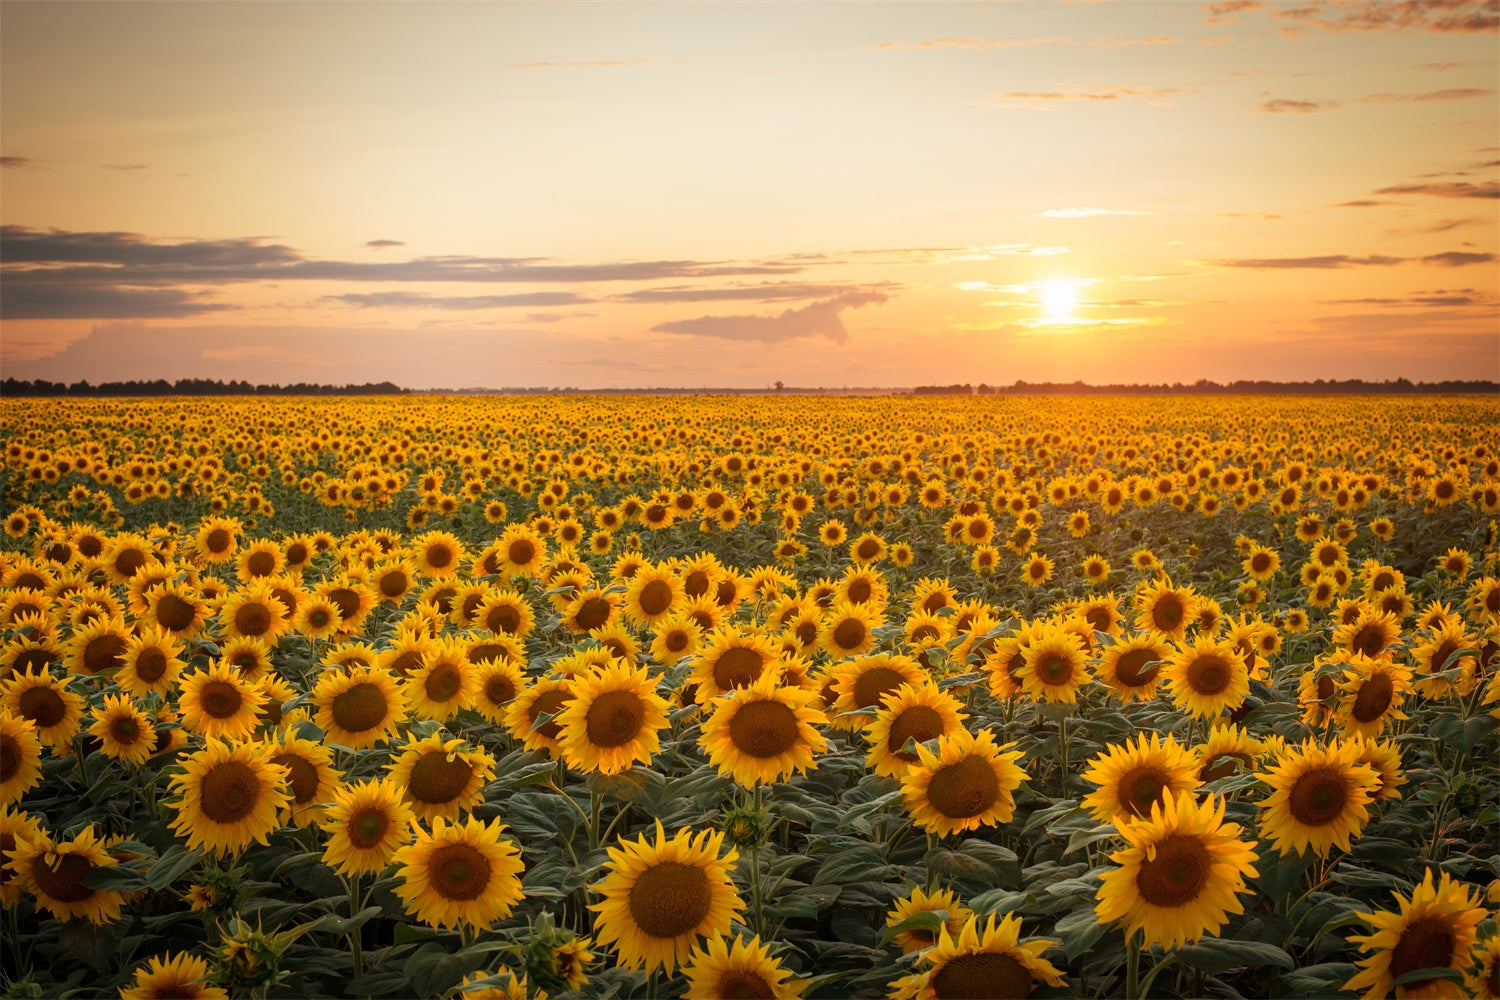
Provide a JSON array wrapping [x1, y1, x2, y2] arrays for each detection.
[[2, 0, 1496, 388]]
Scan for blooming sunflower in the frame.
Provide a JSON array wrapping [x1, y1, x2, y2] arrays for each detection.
[[1467, 935, 1500, 1000], [1017, 626, 1092, 704], [413, 530, 466, 578], [472, 589, 535, 641], [1096, 632, 1170, 703], [168, 739, 290, 857], [405, 637, 478, 722], [1081, 732, 1202, 825], [1134, 578, 1195, 641], [178, 661, 268, 742], [0, 804, 45, 907], [1410, 620, 1478, 699], [391, 815, 525, 930], [907, 913, 1066, 1000], [0, 709, 43, 805], [556, 662, 669, 776], [1333, 608, 1403, 660], [312, 664, 405, 749], [117, 624, 189, 698], [691, 628, 781, 704], [9, 823, 126, 923], [1344, 869, 1486, 1000], [265, 733, 341, 828], [588, 821, 745, 974], [623, 564, 682, 625], [215, 581, 292, 643], [1162, 638, 1249, 720], [826, 653, 926, 731], [387, 733, 496, 823], [1334, 654, 1414, 739], [506, 676, 575, 755], [886, 884, 976, 955], [901, 728, 1027, 837], [493, 523, 548, 578], [700, 671, 827, 786], [87, 693, 157, 766], [471, 656, 525, 724], [193, 517, 241, 565], [1094, 790, 1259, 950], [62, 613, 132, 677], [1257, 738, 1380, 857], [320, 776, 416, 876], [864, 681, 967, 780], [683, 934, 805, 1000], [290, 595, 343, 639], [2, 666, 84, 748], [119, 952, 229, 1000], [1019, 551, 1054, 588], [818, 600, 882, 660], [1194, 724, 1262, 782]]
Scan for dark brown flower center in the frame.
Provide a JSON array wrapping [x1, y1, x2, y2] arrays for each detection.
[[407, 751, 475, 804], [0, 733, 22, 782], [573, 597, 612, 632], [852, 667, 904, 710], [729, 699, 799, 758], [1119, 765, 1169, 817], [637, 580, 673, 617], [30, 851, 96, 903], [199, 681, 243, 720], [199, 761, 261, 824], [234, 602, 272, 637], [1152, 595, 1185, 631], [507, 539, 536, 566], [1349, 624, 1388, 658], [1288, 766, 1348, 826], [425, 544, 454, 570], [424, 663, 462, 702], [832, 618, 867, 651], [930, 952, 1032, 1000], [245, 551, 276, 577], [271, 752, 319, 804], [485, 603, 521, 635], [1388, 915, 1456, 984], [428, 843, 491, 901], [205, 528, 232, 553], [585, 690, 646, 748], [1186, 654, 1232, 695], [483, 673, 516, 706], [1137, 833, 1211, 908], [82, 634, 127, 674], [331, 682, 389, 733], [18, 686, 66, 729], [1113, 648, 1161, 687], [109, 714, 143, 746], [888, 705, 945, 761], [713, 647, 766, 691], [627, 861, 711, 938], [530, 690, 569, 740], [155, 593, 197, 631], [926, 755, 1000, 819], [350, 807, 389, 848]]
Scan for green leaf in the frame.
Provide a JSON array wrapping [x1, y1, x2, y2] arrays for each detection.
[[306, 905, 385, 936], [1391, 966, 1464, 988], [147, 846, 201, 889], [1054, 907, 1108, 960], [80, 865, 150, 891], [879, 909, 948, 946], [1176, 938, 1294, 973], [1064, 823, 1118, 856]]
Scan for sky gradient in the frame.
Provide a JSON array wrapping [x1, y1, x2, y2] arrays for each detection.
[[2, 0, 1496, 389]]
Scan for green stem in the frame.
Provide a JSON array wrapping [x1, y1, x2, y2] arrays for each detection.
[[750, 783, 765, 939], [588, 789, 602, 852], [1057, 714, 1070, 794], [345, 874, 365, 985], [1136, 950, 1178, 999], [926, 832, 942, 893], [1125, 932, 1140, 999]]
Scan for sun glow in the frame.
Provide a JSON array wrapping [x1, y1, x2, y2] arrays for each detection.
[[1039, 279, 1079, 323]]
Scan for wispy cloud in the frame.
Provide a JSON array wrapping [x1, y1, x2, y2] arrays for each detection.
[[1422, 251, 1495, 267], [650, 290, 889, 344], [1359, 88, 1494, 103], [1207, 254, 1406, 268], [325, 291, 595, 309], [1203, 0, 1264, 24], [612, 282, 887, 304], [1215, 211, 1284, 219], [1255, 98, 1337, 113], [101, 163, 149, 171], [1039, 207, 1155, 218], [365, 239, 405, 249], [993, 86, 1182, 109], [1101, 36, 1182, 48], [1274, 0, 1498, 34], [1374, 180, 1500, 198], [1, 285, 233, 321], [1, 156, 35, 169]]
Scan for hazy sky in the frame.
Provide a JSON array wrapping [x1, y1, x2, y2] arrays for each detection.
[[2, 0, 1496, 388]]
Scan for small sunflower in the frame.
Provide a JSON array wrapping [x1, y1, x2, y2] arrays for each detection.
[[290, 595, 344, 639], [178, 661, 268, 741], [1019, 551, 1054, 588], [87, 693, 157, 766], [700, 671, 827, 786], [1081, 732, 1202, 825], [319, 776, 416, 876], [1163, 638, 1249, 720], [387, 733, 496, 823], [215, 581, 291, 643], [556, 662, 670, 776], [682, 934, 805, 1000], [505, 676, 575, 755], [471, 657, 525, 724], [493, 524, 548, 578], [1333, 608, 1403, 660], [900, 728, 1027, 838], [1096, 632, 1170, 703], [863, 681, 967, 780], [9, 824, 126, 924], [909, 913, 1066, 1000], [1410, 620, 1478, 699], [412, 530, 466, 577], [885, 884, 975, 954], [1334, 654, 1414, 739], [119, 952, 229, 1000], [1344, 868, 1485, 1000], [405, 637, 478, 722], [312, 665, 406, 749], [1194, 724, 1262, 782], [588, 821, 745, 974], [62, 613, 132, 677], [1257, 738, 1380, 858], [623, 564, 682, 625], [391, 815, 525, 930], [1094, 790, 1259, 950], [168, 739, 290, 857], [1134, 578, 1195, 641]]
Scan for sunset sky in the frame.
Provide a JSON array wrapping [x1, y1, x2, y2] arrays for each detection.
[[2, 0, 1496, 389]]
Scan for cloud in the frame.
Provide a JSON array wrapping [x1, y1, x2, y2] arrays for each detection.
[[1207, 254, 1406, 268], [1334, 199, 1398, 207], [1272, 0, 1498, 34], [1256, 98, 1337, 112], [1203, 0, 1263, 22], [365, 239, 405, 249], [1422, 251, 1495, 266], [1039, 207, 1155, 218], [101, 163, 149, 171], [991, 86, 1182, 109], [1374, 181, 1500, 198], [325, 291, 595, 309], [650, 290, 889, 344], [2, 227, 301, 268], [1324, 293, 1482, 306], [1359, 88, 1494, 102], [612, 282, 883, 304], [874, 37, 1070, 50], [0, 284, 234, 320], [1, 156, 33, 169]]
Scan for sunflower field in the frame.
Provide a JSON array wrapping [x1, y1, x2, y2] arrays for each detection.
[[1, 393, 1497, 1000]]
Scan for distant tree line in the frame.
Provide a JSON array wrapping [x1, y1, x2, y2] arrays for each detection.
[[1, 378, 409, 397], [912, 378, 1500, 395]]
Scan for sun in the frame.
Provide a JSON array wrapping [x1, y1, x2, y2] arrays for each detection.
[[1039, 279, 1079, 322]]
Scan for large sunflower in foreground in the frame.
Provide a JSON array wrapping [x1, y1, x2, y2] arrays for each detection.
[[900, 728, 1027, 837], [1256, 738, 1379, 858], [319, 776, 416, 876], [167, 739, 291, 857], [391, 815, 525, 930], [904, 913, 1066, 1000], [8, 824, 126, 924], [699, 671, 827, 786], [1094, 790, 1259, 950], [556, 662, 669, 776], [864, 681, 967, 780], [312, 665, 405, 749], [1162, 638, 1249, 720], [119, 953, 229, 1000], [1344, 869, 1486, 1000], [589, 821, 745, 974], [682, 934, 805, 1000], [1080, 732, 1201, 825]]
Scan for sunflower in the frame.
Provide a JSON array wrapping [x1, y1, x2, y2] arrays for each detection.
[[289, 595, 343, 639], [1081, 732, 1202, 825], [472, 657, 525, 724], [405, 637, 478, 722], [1333, 608, 1402, 660], [144, 581, 210, 640], [234, 539, 284, 583], [691, 628, 781, 704], [387, 733, 496, 823], [864, 681, 967, 780], [316, 577, 380, 635], [168, 739, 290, 857], [320, 776, 416, 876], [366, 558, 417, 606], [454, 971, 535, 1000], [119, 952, 229, 1000], [622, 564, 681, 626], [101, 531, 156, 584], [312, 665, 406, 749], [61, 613, 131, 677], [1, 709, 43, 805], [2, 666, 84, 748], [472, 589, 534, 641], [819, 600, 881, 659], [1017, 626, 1091, 704], [392, 815, 524, 930], [1096, 632, 1170, 703], [1411, 620, 1478, 698], [215, 582, 291, 643], [86, 693, 157, 766], [1344, 869, 1486, 1000], [700, 671, 827, 786], [493, 524, 548, 578], [885, 885, 975, 954], [1194, 724, 1262, 782], [849, 531, 887, 566], [9, 824, 126, 924], [1162, 637, 1249, 719], [1242, 543, 1280, 582], [506, 676, 575, 755], [265, 733, 341, 828], [0, 804, 45, 907], [837, 565, 889, 609], [116, 625, 189, 698], [1095, 790, 1258, 950], [1019, 551, 1054, 588], [1134, 578, 1195, 641], [562, 587, 619, 635], [588, 821, 745, 974], [555, 662, 669, 776], [178, 661, 268, 741], [826, 653, 926, 731], [901, 728, 1027, 838], [1257, 738, 1380, 858], [412, 530, 466, 577], [683, 934, 805, 1000], [1467, 935, 1500, 1000], [907, 913, 1066, 1000], [194, 517, 242, 565], [1350, 736, 1406, 802], [1334, 655, 1414, 739], [650, 613, 703, 667]]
